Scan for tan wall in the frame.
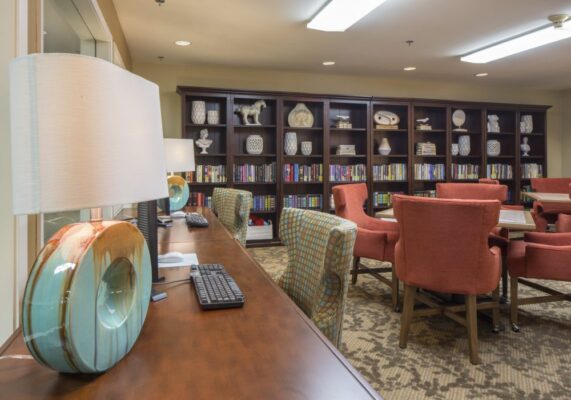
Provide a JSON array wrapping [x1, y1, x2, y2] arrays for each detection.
[[133, 62, 566, 177], [1, 0, 17, 346], [563, 90, 571, 177], [97, 0, 131, 69]]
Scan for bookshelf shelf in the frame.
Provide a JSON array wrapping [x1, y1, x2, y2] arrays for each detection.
[[178, 87, 550, 246]]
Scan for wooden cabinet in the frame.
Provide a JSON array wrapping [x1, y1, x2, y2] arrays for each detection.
[[177, 87, 550, 246]]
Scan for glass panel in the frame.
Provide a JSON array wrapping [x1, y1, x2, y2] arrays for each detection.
[[42, 0, 96, 242]]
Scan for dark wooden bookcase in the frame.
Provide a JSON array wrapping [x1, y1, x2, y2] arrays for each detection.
[[177, 87, 550, 247]]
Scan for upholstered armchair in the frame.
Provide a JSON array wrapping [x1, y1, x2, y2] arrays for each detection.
[[507, 232, 571, 332], [278, 207, 357, 348], [530, 178, 571, 232], [332, 183, 400, 310], [556, 213, 571, 232], [393, 195, 502, 365], [436, 182, 520, 300], [212, 188, 253, 246]]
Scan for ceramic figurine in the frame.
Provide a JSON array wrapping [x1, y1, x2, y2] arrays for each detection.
[[207, 110, 220, 125], [487, 139, 501, 157], [521, 136, 531, 157], [196, 129, 213, 154], [246, 134, 263, 154], [487, 115, 500, 133], [284, 131, 297, 155], [235, 100, 266, 125], [191, 101, 206, 124], [288, 103, 314, 128], [416, 117, 432, 130], [451, 143, 459, 156], [378, 138, 391, 155], [452, 109, 467, 132], [458, 135, 471, 156], [301, 141, 312, 156], [374, 110, 400, 129]]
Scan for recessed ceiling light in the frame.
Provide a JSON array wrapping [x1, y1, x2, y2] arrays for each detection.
[[461, 14, 571, 63], [403, 66, 416, 71], [474, 72, 488, 77], [323, 61, 336, 66], [307, 0, 389, 32], [175, 40, 191, 46]]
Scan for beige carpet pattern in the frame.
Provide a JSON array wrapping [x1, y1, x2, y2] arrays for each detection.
[[248, 246, 571, 400]]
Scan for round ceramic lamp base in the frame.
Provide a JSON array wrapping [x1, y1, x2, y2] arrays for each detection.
[[22, 221, 152, 373], [168, 175, 190, 211]]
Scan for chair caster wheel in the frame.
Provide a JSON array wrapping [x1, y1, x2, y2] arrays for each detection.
[[492, 325, 501, 334], [511, 323, 520, 333], [393, 305, 401, 313]]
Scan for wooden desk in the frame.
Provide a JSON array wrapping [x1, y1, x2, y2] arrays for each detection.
[[0, 208, 381, 400], [521, 192, 571, 203], [375, 208, 536, 231]]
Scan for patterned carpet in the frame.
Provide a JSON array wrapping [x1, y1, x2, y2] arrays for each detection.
[[248, 246, 571, 400]]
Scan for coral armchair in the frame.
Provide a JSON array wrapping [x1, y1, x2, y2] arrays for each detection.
[[278, 208, 357, 348], [507, 232, 571, 332], [332, 183, 400, 309], [556, 214, 571, 232], [212, 188, 253, 246], [393, 195, 502, 365], [436, 182, 521, 300], [530, 178, 571, 232]]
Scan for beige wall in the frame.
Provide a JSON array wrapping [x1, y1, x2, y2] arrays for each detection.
[[1, 0, 18, 346], [134, 62, 566, 177], [97, 0, 131, 69], [563, 90, 571, 177]]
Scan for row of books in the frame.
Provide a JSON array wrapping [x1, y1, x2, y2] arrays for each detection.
[[521, 163, 544, 179], [329, 164, 367, 182], [414, 163, 445, 181], [487, 164, 513, 180], [188, 192, 212, 208], [283, 194, 323, 209], [414, 190, 436, 198], [283, 164, 323, 182], [234, 162, 277, 183], [252, 195, 276, 212], [372, 191, 404, 207], [372, 163, 407, 181], [451, 163, 480, 180], [187, 165, 227, 183]]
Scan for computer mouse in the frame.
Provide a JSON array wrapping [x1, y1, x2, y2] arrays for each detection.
[[158, 252, 184, 263], [171, 211, 187, 218]]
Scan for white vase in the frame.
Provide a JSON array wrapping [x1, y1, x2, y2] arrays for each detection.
[[487, 140, 501, 156], [451, 143, 459, 156], [284, 131, 297, 155], [191, 101, 206, 124], [246, 135, 263, 155], [301, 141, 312, 156], [207, 110, 220, 125], [378, 138, 391, 155], [521, 136, 531, 157], [458, 135, 471, 156], [521, 115, 533, 134]]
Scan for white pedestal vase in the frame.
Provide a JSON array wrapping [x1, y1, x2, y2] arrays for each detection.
[[246, 135, 263, 155], [191, 101, 206, 124], [458, 135, 471, 156], [285, 132, 297, 155], [378, 138, 391, 155]]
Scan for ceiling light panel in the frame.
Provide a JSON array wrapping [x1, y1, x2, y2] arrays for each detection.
[[307, 0, 388, 32], [461, 20, 571, 64]]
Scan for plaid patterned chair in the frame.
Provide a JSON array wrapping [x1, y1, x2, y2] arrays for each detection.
[[212, 188, 252, 246], [278, 208, 357, 348]]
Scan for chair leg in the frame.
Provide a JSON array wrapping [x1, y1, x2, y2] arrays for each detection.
[[510, 277, 520, 332], [351, 257, 360, 285], [465, 295, 480, 365], [500, 255, 508, 304], [491, 286, 500, 333], [391, 270, 400, 312], [399, 284, 416, 349]]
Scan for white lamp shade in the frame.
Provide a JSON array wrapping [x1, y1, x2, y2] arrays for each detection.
[[9, 53, 169, 215], [164, 138, 195, 173]]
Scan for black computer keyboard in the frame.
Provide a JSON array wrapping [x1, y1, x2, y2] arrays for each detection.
[[190, 264, 244, 310], [186, 212, 209, 227]]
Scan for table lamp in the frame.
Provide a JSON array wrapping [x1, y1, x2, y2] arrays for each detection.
[[164, 138, 195, 212], [9, 53, 168, 373]]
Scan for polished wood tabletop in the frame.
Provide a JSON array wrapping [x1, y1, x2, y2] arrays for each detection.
[[0, 207, 381, 400], [375, 207, 536, 231], [521, 192, 571, 203]]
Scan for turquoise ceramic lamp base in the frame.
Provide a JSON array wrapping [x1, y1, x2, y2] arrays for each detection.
[[168, 175, 190, 211], [22, 221, 152, 373]]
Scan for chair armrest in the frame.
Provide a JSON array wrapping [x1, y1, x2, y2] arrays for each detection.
[[359, 215, 399, 232], [524, 243, 571, 280], [525, 232, 571, 246], [501, 205, 524, 211]]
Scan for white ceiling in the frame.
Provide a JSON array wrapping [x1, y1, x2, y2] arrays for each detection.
[[114, 0, 571, 90]]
